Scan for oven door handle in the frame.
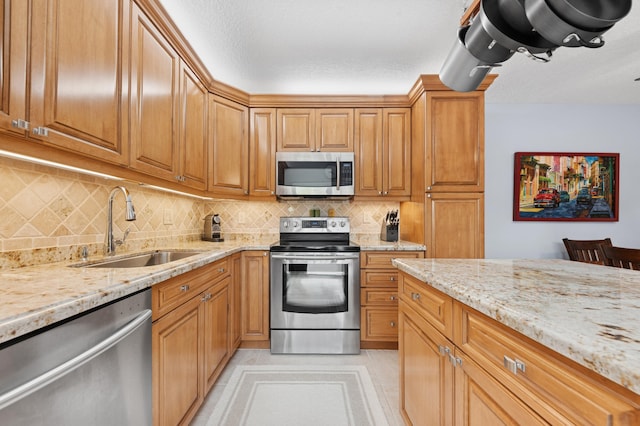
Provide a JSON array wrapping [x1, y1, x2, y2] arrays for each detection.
[[271, 253, 359, 261]]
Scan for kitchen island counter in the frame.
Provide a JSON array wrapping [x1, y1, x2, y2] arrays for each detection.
[[392, 258, 640, 396]]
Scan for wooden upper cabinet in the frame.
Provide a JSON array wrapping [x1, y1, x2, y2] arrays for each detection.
[[355, 108, 410, 199], [26, 0, 130, 164], [129, 3, 179, 179], [425, 91, 484, 192], [315, 109, 353, 151], [277, 108, 353, 152], [0, 0, 29, 138], [178, 63, 208, 190], [249, 108, 276, 198], [209, 95, 249, 197], [276, 108, 314, 151]]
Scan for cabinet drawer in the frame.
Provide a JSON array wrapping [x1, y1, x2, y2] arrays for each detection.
[[360, 251, 423, 269], [361, 270, 399, 287], [361, 287, 398, 306], [153, 258, 229, 320], [361, 307, 398, 341], [456, 303, 640, 425], [399, 272, 452, 339]]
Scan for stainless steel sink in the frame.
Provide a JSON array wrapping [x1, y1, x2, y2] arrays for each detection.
[[70, 250, 205, 268]]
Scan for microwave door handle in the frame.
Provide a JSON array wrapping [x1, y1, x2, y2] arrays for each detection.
[[336, 159, 340, 190]]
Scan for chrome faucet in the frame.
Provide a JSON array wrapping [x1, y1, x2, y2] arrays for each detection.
[[105, 186, 136, 256]]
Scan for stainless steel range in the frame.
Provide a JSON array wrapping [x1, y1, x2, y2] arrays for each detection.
[[270, 216, 360, 354]]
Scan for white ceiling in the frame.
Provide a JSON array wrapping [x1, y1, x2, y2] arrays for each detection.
[[158, 0, 640, 104]]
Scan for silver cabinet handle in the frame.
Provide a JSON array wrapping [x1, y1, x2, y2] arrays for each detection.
[[411, 292, 421, 301], [218, 268, 225, 273], [503, 355, 526, 375], [201, 293, 212, 302], [390, 321, 396, 328], [389, 276, 395, 281], [180, 284, 190, 292], [0, 309, 151, 410], [438, 345, 450, 356], [11, 119, 29, 130], [390, 295, 397, 301]]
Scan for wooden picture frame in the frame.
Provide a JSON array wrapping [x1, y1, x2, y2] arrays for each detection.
[[513, 152, 619, 222]]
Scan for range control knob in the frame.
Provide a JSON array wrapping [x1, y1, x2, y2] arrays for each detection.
[[282, 220, 289, 229], [292, 220, 299, 228], [330, 221, 337, 228], [340, 221, 346, 227]]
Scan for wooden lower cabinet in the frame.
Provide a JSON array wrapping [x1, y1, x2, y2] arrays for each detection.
[[399, 271, 640, 426], [152, 259, 234, 426], [229, 253, 242, 351], [240, 250, 270, 346], [360, 250, 423, 349]]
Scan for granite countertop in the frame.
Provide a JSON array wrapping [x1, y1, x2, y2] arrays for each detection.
[[351, 235, 426, 251], [0, 236, 417, 346], [392, 258, 640, 395]]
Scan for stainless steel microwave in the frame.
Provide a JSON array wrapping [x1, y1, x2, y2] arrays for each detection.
[[275, 152, 355, 198]]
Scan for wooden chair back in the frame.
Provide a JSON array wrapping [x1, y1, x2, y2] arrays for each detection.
[[562, 238, 612, 265], [603, 245, 640, 270]]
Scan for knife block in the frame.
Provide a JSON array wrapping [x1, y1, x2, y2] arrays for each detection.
[[380, 222, 398, 242]]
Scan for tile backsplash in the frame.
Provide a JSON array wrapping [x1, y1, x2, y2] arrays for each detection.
[[0, 156, 398, 268]]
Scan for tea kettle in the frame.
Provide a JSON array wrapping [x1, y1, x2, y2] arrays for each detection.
[[203, 214, 224, 242]]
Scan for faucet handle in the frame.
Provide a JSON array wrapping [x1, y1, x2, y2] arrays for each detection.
[[115, 228, 131, 246]]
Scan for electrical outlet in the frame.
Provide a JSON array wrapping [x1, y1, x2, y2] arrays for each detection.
[[163, 209, 173, 225]]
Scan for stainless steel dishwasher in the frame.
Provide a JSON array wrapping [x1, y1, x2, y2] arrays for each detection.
[[0, 288, 152, 425]]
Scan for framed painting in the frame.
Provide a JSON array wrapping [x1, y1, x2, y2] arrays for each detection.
[[513, 152, 619, 222]]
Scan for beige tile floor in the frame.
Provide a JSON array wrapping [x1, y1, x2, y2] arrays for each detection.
[[190, 349, 404, 426]]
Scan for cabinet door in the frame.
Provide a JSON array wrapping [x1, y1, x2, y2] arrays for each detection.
[[153, 295, 203, 426], [203, 278, 230, 393], [425, 192, 484, 258], [28, 0, 129, 164], [276, 108, 314, 151], [178, 63, 207, 190], [454, 350, 547, 426], [399, 304, 454, 426], [0, 0, 29, 137], [130, 3, 179, 179], [249, 108, 276, 197], [315, 108, 353, 152], [361, 307, 398, 342], [383, 108, 411, 197], [354, 108, 383, 196], [229, 253, 242, 351], [241, 251, 269, 341], [209, 95, 249, 197], [425, 92, 484, 192]]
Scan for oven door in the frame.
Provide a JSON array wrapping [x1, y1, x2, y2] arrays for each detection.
[[270, 252, 360, 330]]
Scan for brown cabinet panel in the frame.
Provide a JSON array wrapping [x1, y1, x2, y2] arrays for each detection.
[[425, 92, 484, 192], [0, 0, 29, 138], [28, 0, 130, 164], [425, 192, 484, 258], [355, 108, 410, 199], [249, 108, 276, 197], [354, 108, 383, 196], [229, 253, 242, 351], [209, 95, 249, 197], [315, 108, 353, 151], [203, 278, 230, 393], [360, 250, 423, 269], [399, 303, 454, 426], [152, 295, 203, 426], [361, 271, 399, 289], [361, 307, 398, 342], [241, 251, 270, 341], [276, 108, 314, 151], [383, 108, 411, 196], [130, 3, 179, 178], [178, 63, 207, 190]]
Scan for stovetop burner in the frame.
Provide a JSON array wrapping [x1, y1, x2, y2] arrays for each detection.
[[270, 216, 360, 252]]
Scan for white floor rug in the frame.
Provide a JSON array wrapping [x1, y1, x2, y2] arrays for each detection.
[[206, 365, 390, 426]]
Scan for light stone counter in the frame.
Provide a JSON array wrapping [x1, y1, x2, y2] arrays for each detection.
[[0, 238, 275, 345], [0, 235, 424, 346], [352, 234, 426, 251], [392, 258, 640, 395]]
